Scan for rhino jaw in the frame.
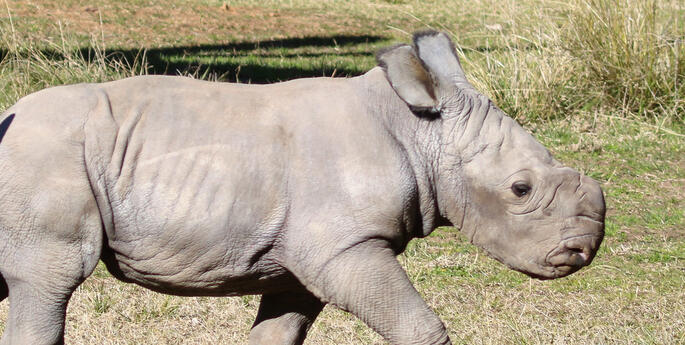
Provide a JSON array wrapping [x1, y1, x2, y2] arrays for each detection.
[[543, 233, 603, 278]]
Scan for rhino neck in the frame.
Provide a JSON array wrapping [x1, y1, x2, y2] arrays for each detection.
[[356, 67, 449, 237], [430, 93, 490, 235], [435, 93, 518, 238]]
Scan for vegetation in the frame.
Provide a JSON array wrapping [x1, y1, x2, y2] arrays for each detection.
[[0, 0, 683, 344]]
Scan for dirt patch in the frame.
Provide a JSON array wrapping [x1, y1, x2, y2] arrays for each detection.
[[4, 0, 380, 48]]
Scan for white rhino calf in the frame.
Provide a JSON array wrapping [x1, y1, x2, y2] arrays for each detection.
[[0, 31, 604, 345]]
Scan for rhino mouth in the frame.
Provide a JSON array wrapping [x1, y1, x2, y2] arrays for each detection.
[[471, 222, 603, 280], [541, 233, 602, 278], [505, 233, 602, 280]]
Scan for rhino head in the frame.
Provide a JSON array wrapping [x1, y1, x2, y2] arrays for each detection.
[[378, 31, 605, 279]]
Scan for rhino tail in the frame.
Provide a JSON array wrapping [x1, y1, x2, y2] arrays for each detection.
[[0, 113, 15, 145], [0, 272, 7, 302], [0, 113, 13, 303]]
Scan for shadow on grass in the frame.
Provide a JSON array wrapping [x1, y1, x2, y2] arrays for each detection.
[[102, 34, 387, 83], [0, 34, 387, 83], [0, 34, 529, 83]]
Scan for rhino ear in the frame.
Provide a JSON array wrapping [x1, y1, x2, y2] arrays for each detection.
[[376, 44, 439, 113], [413, 30, 474, 92]]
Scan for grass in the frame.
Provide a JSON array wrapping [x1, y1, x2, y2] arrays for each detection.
[[0, 0, 684, 344], [563, 0, 684, 120]]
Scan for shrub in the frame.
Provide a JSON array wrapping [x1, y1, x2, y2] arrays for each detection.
[[563, 0, 684, 122], [456, 0, 684, 123]]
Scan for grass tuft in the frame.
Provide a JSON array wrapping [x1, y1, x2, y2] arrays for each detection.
[[451, 0, 684, 123], [563, 0, 684, 122], [0, 24, 146, 111]]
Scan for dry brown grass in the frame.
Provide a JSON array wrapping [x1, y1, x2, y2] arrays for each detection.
[[3, 0, 394, 47]]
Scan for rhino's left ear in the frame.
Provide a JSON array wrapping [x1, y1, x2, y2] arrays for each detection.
[[378, 31, 476, 115], [377, 44, 439, 113], [412, 30, 473, 92]]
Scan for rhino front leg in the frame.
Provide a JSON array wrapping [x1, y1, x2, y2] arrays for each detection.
[[295, 240, 451, 345], [248, 291, 325, 345]]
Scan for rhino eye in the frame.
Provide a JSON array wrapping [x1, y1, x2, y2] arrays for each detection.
[[511, 182, 532, 197]]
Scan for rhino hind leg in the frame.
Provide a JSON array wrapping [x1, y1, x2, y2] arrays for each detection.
[[248, 291, 325, 345], [0, 123, 104, 344], [0, 199, 103, 345], [0, 209, 103, 345], [1, 281, 74, 345]]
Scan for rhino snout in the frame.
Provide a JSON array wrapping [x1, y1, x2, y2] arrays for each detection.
[[543, 174, 605, 277], [545, 234, 602, 276]]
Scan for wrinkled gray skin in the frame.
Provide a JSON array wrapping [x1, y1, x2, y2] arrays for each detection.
[[0, 31, 604, 345]]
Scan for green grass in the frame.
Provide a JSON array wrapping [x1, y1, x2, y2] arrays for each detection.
[[0, 0, 684, 344]]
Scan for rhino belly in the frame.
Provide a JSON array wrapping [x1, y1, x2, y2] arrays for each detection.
[[103, 144, 291, 296]]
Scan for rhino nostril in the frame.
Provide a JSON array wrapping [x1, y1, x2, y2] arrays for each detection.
[[547, 238, 595, 268], [567, 246, 582, 254], [566, 246, 588, 263]]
